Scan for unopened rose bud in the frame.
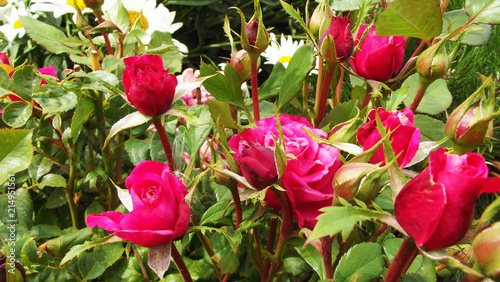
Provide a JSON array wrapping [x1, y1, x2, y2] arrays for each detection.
[[214, 161, 232, 186], [309, 0, 333, 37], [445, 75, 499, 154], [230, 50, 255, 83], [473, 222, 500, 279], [83, 0, 103, 9], [416, 42, 449, 83], [320, 16, 354, 63], [242, 19, 269, 57], [333, 162, 385, 205], [238, 143, 278, 190]]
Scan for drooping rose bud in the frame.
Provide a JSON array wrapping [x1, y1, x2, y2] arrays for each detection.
[[320, 16, 354, 63], [349, 25, 406, 82], [242, 19, 269, 57], [230, 49, 254, 83], [472, 222, 500, 279], [416, 41, 449, 84], [395, 148, 500, 251], [333, 162, 386, 205], [237, 143, 278, 190], [445, 75, 499, 155], [122, 54, 178, 116]]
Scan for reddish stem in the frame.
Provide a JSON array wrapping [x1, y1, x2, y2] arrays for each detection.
[[409, 80, 431, 113], [152, 116, 177, 173], [361, 85, 372, 109], [250, 59, 260, 121], [322, 236, 334, 280], [261, 218, 278, 281], [228, 182, 242, 230], [385, 237, 419, 282], [171, 244, 194, 282], [95, 10, 115, 56], [315, 65, 336, 127], [335, 66, 345, 107]]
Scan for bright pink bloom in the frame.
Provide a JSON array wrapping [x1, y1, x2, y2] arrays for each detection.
[[229, 114, 343, 228], [357, 108, 420, 168], [87, 161, 190, 248], [122, 55, 177, 116], [395, 148, 500, 251], [349, 25, 405, 81]]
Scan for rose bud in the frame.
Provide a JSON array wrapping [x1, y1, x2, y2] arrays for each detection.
[[83, 0, 104, 9], [416, 41, 449, 84], [230, 49, 255, 83], [394, 148, 500, 251], [445, 76, 499, 155], [242, 19, 269, 57], [309, 0, 333, 37], [87, 161, 190, 248], [237, 143, 278, 190], [349, 25, 406, 82], [472, 222, 500, 279], [332, 162, 386, 205], [356, 108, 420, 168], [320, 16, 354, 63], [122, 54, 178, 116]]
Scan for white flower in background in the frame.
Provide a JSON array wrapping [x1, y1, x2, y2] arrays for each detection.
[[261, 33, 305, 68], [0, 1, 13, 22], [120, 0, 182, 44], [29, 0, 92, 18], [0, 1, 36, 44]]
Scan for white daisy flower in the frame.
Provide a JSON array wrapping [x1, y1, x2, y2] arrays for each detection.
[[261, 33, 305, 68], [120, 0, 182, 44], [29, 0, 93, 18], [0, 1, 13, 22], [0, 1, 36, 44]]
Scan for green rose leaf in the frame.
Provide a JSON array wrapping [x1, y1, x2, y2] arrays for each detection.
[[20, 16, 82, 55], [0, 66, 11, 91], [465, 0, 500, 24], [15, 188, 34, 228], [11, 65, 41, 101], [124, 139, 150, 166], [38, 173, 67, 189], [70, 96, 95, 139], [34, 86, 78, 114], [2, 101, 32, 128], [440, 9, 491, 46], [376, 0, 443, 44], [333, 242, 385, 282], [104, 111, 152, 148], [0, 129, 33, 185], [277, 43, 315, 109], [200, 61, 246, 109], [402, 73, 452, 115]]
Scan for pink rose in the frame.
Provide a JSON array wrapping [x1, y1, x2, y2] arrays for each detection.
[[320, 16, 354, 62], [356, 108, 420, 168], [229, 114, 343, 228], [349, 25, 405, 81], [122, 54, 178, 116], [395, 148, 500, 251], [86, 161, 190, 248], [176, 68, 213, 106], [237, 143, 279, 190]]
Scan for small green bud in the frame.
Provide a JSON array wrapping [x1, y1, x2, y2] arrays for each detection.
[[473, 222, 500, 279], [416, 42, 449, 84], [230, 50, 256, 83]]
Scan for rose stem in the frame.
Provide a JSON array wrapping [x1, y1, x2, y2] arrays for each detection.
[[335, 66, 345, 107], [152, 116, 178, 173], [314, 60, 324, 112], [93, 9, 115, 56], [131, 243, 150, 281], [361, 84, 372, 109], [191, 216, 223, 281], [66, 146, 79, 228], [171, 244, 194, 282], [196, 87, 202, 105], [385, 237, 419, 282], [115, 133, 124, 185], [228, 181, 242, 230], [250, 58, 260, 121], [261, 218, 278, 281], [409, 80, 431, 113], [315, 63, 337, 127], [303, 75, 309, 110], [93, 90, 117, 209], [267, 188, 294, 281], [322, 236, 334, 280], [252, 228, 264, 270]]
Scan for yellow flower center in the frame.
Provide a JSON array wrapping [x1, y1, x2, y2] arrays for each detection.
[[279, 56, 292, 64], [0, 0, 8, 8], [13, 19, 22, 29], [66, 0, 87, 11], [128, 11, 149, 31]]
